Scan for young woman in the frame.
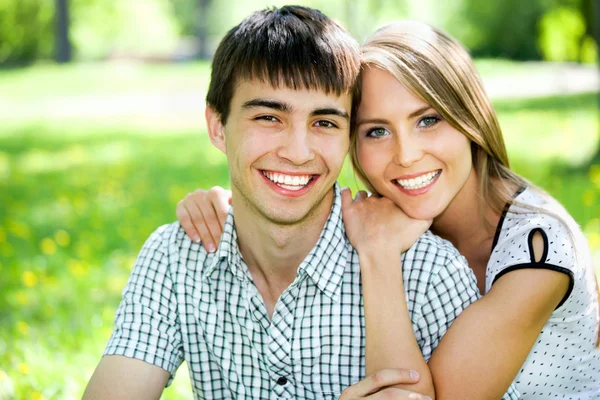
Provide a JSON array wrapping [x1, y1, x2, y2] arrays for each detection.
[[176, 21, 600, 399]]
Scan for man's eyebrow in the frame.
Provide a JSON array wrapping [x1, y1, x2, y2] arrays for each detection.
[[311, 108, 349, 120], [242, 99, 291, 113]]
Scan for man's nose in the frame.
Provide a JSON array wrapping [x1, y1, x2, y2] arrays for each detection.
[[277, 126, 316, 165]]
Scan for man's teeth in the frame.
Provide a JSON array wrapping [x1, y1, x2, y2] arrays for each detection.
[[263, 171, 312, 190], [395, 171, 440, 190]]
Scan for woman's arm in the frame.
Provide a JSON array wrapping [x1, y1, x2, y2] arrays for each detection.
[[341, 189, 435, 398], [427, 233, 570, 399], [360, 251, 434, 397]]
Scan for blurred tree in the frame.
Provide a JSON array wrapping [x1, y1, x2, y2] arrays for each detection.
[[538, 0, 598, 63], [55, 0, 72, 63], [0, 0, 54, 65], [195, 0, 213, 59], [449, 0, 548, 60]]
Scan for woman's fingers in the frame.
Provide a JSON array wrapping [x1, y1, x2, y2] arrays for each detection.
[[186, 201, 217, 251], [366, 387, 431, 400], [340, 369, 422, 399], [355, 190, 369, 201], [176, 199, 201, 243], [195, 195, 225, 252], [207, 187, 231, 231]]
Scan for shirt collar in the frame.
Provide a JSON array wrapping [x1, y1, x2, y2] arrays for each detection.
[[296, 184, 348, 301], [204, 184, 349, 300]]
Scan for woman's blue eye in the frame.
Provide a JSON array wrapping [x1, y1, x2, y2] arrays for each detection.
[[365, 127, 389, 138], [418, 115, 440, 128]]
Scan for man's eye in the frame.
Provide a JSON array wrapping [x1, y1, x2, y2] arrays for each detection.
[[365, 127, 389, 138], [256, 115, 279, 122], [315, 120, 337, 128], [417, 115, 440, 128]]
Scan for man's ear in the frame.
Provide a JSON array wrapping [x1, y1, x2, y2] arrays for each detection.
[[205, 105, 226, 153]]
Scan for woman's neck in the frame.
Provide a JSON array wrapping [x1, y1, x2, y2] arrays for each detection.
[[432, 170, 500, 261]]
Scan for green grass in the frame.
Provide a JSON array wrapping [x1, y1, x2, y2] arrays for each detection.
[[0, 61, 599, 399]]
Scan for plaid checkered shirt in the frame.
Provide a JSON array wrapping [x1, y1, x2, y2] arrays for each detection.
[[104, 184, 520, 399]]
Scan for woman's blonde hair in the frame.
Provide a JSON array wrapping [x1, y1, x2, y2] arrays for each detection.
[[349, 20, 527, 221]]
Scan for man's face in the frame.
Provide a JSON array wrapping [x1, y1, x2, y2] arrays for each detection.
[[216, 79, 351, 225]]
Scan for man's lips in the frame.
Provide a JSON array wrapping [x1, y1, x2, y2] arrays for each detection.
[[260, 169, 319, 192]]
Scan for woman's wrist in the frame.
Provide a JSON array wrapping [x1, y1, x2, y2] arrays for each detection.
[[358, 250, 403, 279]]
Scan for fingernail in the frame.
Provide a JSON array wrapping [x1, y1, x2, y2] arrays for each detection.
[[423, 397, 432, 400], [409, 369, 420, 381], [207, 243, 216, 252], [192, 235, 200, 244]]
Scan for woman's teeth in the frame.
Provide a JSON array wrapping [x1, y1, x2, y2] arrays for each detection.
[[395, 170, 440, 190], [263, 171, 312, 191]]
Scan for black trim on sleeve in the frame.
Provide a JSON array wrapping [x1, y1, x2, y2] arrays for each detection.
[[490, 185, 527, 253], [491, 263, 575, 310], [527, 228, 549, 264]]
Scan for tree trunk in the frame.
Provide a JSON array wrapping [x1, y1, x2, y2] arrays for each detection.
[[55, 0, 71, 63], [195, 0, 212, 60]]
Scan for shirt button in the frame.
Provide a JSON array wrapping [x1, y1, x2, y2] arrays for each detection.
[[276, 376, 288, 385]]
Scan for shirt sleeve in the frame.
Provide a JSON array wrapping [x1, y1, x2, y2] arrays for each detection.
[[486, 212, 576, 308], [413, 253, 479, 361], [103, 225, 184, 385]]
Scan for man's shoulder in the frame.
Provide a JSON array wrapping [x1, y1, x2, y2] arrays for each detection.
[[142, 221, 210, 261], [403, 230, 469, 276]]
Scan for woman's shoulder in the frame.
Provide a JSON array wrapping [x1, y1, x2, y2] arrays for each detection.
[[486, 187, 581, 290]]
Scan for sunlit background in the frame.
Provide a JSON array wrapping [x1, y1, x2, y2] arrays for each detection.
[[0, 0, 599, 399]]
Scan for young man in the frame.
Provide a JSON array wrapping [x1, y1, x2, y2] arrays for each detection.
[[83, 6, 482, 399]]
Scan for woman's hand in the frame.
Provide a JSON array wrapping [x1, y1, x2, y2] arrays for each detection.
[[340, 188, 431, 255], [175, 186, 232, 252], [339, 369, 431, 400]]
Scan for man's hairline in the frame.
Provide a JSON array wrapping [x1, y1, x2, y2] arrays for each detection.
[[209, 78, 356, 124]]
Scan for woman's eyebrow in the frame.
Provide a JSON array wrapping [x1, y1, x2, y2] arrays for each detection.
[[408, 106, 433, 119]]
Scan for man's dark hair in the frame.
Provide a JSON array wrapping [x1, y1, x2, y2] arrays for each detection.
[[206, 5, 360, 123]]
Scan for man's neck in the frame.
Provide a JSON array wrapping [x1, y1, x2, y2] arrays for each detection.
[[231, 189, 335, 316]]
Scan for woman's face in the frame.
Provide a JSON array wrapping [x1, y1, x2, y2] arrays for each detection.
[[354, 67, 474, 221]]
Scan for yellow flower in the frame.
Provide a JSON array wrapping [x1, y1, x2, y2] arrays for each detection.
[[16, 321, 29, 335], [67, 259, 87, 278], [54, 230, 71, 247], [22, 271, 37, 288], [590, 165, 600, 189], [18, 363, 29, 375], [14, 290, 29, 306], [40, 238, 56, 255], [6, 220, 31, 239], [30, 391, 45, 400], [588, 232, 600, 251]]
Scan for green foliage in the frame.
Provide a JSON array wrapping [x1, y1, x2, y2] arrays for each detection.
[[0, 0, 54, 64], [447, 0, 548, 60], [538, 5, 598, 63]]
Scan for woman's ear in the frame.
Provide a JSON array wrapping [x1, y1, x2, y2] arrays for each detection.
[[205, 106, 226, 153]]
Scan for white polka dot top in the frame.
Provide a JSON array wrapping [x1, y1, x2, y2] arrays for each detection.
[[486, 186, 600, 399]]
